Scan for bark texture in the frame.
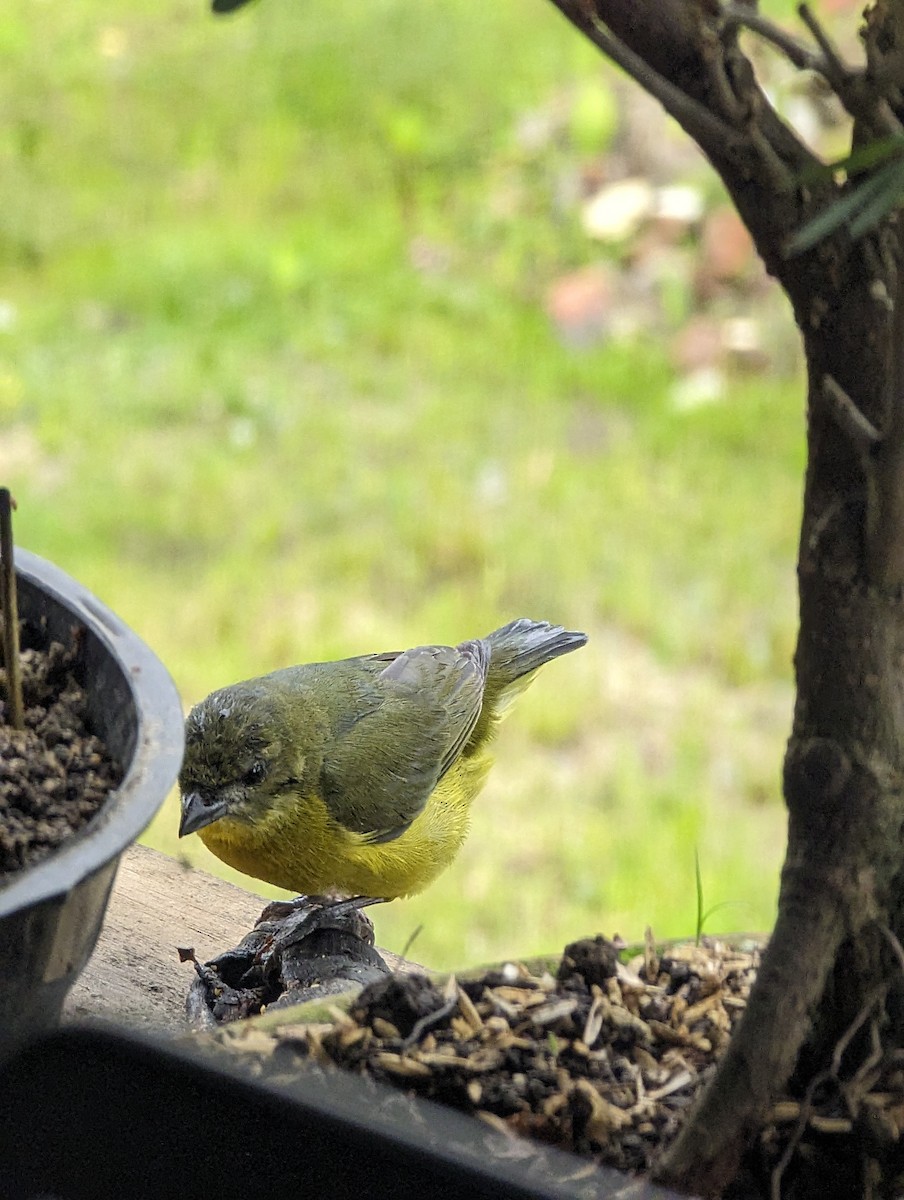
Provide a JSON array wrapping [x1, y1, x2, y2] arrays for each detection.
[[547, 0, 904, 1194]]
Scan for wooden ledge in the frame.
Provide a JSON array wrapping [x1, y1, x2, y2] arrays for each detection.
[[63, 845, 421, 1034], [63, 844, 265, 1032]]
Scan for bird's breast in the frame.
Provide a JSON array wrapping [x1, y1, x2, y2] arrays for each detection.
[[199, 747, 492, 899]]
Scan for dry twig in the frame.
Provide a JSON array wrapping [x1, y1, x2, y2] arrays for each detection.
[[0, 489, 23, 732]]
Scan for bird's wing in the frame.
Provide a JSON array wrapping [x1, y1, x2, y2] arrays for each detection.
[[320, 639, 490, 844]]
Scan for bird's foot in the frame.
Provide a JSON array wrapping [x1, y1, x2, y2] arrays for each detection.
[[256, 893, 386, 926]]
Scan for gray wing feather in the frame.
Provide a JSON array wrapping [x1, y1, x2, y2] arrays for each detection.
[[320, 639, 489, 843]]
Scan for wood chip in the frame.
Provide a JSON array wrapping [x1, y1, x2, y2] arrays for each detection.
[[478, 1111, 515, 1137], [456, 986, 484, 1033], [373, 1052, 432, 1078], [770, 1101, 802, 1123], [808, 1115, 853, 1135], [571, 1078, 632, 1137], [646, 1070, 695, 1101], [527, 998, 579, 1027], [682, 990, 724, 1026], [417, 1048, 503, 1073]]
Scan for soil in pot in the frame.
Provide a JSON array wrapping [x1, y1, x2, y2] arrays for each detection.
[[194, 920, 904, 1199], [0, 619, 122, 879]]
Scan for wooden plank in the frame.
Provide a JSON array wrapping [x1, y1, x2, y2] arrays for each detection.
[[63, 844, 265, 1032], [63, 844, 420, 1033]]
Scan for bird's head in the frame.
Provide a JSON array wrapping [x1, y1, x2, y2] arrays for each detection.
[[178, 680, 306, 838]]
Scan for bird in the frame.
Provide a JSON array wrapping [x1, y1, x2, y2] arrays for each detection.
[[178, 618, 587, 902]]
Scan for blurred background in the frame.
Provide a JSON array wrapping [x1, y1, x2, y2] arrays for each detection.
[[1, 0, 859, 968]]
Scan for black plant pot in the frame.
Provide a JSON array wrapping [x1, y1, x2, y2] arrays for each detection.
[[0, 550, 184, 1059], [0, 1025, 687, 1200]]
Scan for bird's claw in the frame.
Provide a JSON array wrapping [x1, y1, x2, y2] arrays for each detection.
[[256, 893, 386, 926]]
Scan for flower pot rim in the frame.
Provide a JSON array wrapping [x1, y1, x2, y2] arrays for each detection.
[[0, 549, 183, 916], [1, 1024, 690, 1200]]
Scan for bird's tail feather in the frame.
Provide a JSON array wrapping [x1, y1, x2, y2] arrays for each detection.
[[484, 618, 586, 678], [477, 618, 587, 719]]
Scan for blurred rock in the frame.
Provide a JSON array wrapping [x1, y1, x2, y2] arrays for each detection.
[[697, 205, 758, 294], [581, 177, 654, 243], [671, 316, 723, 374], [670, 365, 727, 412], [672, 315, 771, 376], [546, 264, 613, 347], [722, 316, 770, 372], [781, 95, 823, 151], [653, 184, 705, 239], [514, 103, 563, 154]]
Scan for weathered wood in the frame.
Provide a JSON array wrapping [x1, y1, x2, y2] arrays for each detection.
[[64, 845, 418, 1033], [63, 845, 265, 1032]]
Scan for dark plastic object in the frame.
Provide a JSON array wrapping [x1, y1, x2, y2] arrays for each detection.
[[0, 1026, 687, 1200], [0, 550, 184, 1059]]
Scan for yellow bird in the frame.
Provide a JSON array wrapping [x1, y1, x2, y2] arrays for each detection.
[[178, 618, 587, 901]]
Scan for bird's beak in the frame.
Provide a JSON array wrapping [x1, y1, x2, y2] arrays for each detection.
[[179, 791, 229, 837]]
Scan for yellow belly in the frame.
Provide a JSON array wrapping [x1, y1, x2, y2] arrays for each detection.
[[198, 750, 491, 899]]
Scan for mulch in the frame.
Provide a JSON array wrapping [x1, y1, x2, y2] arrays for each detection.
[[188, 909, 904, 1199]]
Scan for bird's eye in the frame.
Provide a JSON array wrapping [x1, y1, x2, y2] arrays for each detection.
[[243, 762, 267, 786]]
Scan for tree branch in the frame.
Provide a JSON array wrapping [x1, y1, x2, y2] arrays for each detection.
[[866, 265, 904, 588], [863, 0, 904, 114], [552, 0, 826, 280], [798, 3, 851, 91], [542, 3, 904, 1194], [725, 2, 902, 138], [547, 0, 738, 151], [824, 374, 882, 451], [657, 877, 847, 1194], [722, 5, 828, 76]]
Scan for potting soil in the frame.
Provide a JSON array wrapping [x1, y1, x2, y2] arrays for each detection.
[[0, 622, 122, 878]]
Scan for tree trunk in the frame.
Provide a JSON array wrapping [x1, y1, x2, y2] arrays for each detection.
[[547, 1, 904, 1194]]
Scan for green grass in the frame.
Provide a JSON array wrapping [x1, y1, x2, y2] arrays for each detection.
[[0, 0, 813, 968]]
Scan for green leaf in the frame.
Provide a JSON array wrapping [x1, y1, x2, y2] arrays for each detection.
[[848, 157, 904, 239], [788, 160, 904, 254]]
